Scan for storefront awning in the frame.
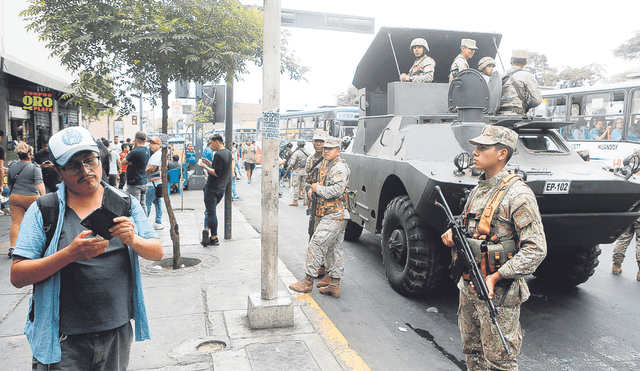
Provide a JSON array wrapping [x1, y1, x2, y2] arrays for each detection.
[[0, 51, 72, 94]]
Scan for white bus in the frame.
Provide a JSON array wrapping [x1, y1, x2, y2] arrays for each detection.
[[535, 80, 640, 167]]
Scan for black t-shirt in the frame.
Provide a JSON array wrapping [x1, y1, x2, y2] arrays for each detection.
[[58, 206, 133, 334], [125, 146, 150, 185], [207, 148, 232, 192]]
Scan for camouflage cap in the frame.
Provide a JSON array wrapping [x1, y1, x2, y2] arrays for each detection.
[[512, 50, 528, 59], [469, 125, 518, 150], [312, 129, 328, 141], [461, 38, 478, 50], [321, 137, 341, 148]]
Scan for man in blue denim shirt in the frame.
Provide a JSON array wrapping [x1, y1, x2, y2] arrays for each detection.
[[10, 127, 163, 370]]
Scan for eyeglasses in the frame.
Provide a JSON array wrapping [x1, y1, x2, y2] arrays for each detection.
[[62, 155, 101, 175]]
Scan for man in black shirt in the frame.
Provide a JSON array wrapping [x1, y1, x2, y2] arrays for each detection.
[[122, 132, 150, 214], [198, 134, 232, 246]]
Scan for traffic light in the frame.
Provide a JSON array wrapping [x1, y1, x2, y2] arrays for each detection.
[[132, 115, 137, 125]]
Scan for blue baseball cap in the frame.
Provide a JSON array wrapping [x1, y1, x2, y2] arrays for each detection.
[[49, 127, 100, 166]]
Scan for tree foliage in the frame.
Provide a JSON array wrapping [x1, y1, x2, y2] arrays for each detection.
[[614, 31, 640, 61], [21, 0, 308, 267], [335, 85, 358, 107]]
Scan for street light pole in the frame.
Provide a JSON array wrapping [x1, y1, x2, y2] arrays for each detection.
[[261, 0, 280, 301], [247, 0, 293, 330]]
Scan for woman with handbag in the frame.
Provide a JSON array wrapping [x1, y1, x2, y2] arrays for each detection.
[[7, 142, 45, 257]]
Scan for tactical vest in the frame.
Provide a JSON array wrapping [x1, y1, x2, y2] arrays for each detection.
[[315, 159, 348, 218], [459, 173, 520, 278]]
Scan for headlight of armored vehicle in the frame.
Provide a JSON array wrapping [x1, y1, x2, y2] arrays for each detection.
[[454, 152, 472, 175]]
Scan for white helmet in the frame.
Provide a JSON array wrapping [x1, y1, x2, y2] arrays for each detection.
[[410, 38, 429, 52]]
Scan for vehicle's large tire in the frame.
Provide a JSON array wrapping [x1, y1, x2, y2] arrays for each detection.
[[533, 245, 601, 287], [344, 220, 363, 241], [381, 195, 444, 296]]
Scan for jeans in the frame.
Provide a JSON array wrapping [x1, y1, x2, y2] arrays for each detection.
[[126, 184, 147, 215], [145, 184, 163, 224], [203, 186, 224, 237], [32, 322, 133, 371], [232, 177, 239, 199]]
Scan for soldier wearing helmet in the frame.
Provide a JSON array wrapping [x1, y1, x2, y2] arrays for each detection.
[[288, 139, 310, 206], [477, 56, 496, 82], [449, 38, 478, 82], [400, 38, 436, 83]]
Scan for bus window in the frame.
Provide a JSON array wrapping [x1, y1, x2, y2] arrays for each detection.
[[536, 97, 567, 121], [571, 92, 625, 141], [629, 90, 640, 142]]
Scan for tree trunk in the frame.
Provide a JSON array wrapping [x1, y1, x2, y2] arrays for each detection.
[[160, 77, 181, 269]]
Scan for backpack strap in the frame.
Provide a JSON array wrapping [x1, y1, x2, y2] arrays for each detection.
[[35, 192, 60, 257]]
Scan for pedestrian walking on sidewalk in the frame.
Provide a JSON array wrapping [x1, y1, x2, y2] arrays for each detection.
[[7, 142, 45, 258], [10, 126, 163, 369], [242, 139, 257, 184], [289, 137, 350, 298], [122, 132, 150, 214], [145, 136, 164, 230], [199, 134, 233, 246]]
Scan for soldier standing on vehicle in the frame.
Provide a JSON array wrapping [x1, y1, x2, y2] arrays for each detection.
[[289, 137, 350, 298], [288, 139, 309, 206], [400, 38, 436, 83], [477, 56, 496, 82], [449, 38, 477, 82], [441, 125, 546, 371], [499, 50, 542, 116]]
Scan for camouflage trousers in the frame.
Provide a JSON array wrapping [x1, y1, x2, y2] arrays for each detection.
[[459, 280, 522, 371], [612, 217, 640, 264], [304, 215, 347, 279], [292, 172, 306, 202]]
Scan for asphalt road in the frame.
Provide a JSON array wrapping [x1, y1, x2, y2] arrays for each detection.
[[233, 169, 640, 371]]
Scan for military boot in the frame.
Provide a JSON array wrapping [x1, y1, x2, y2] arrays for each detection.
[[612, 262, 622, 275], [319, 277, 341, 298], [289, 275, 314, 293], [316, 274, 331, 288]]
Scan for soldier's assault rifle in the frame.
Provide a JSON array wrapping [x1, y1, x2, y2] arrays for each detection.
[[433, 186, 511, 356], [307, 165, 320, 240]]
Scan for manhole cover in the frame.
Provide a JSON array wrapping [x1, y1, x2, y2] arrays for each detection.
[[246, 341, 320, 371], [196, 340, 226, 353]]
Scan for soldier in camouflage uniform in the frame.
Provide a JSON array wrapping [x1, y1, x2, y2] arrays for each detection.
[[288, 139, 309, 206], [289, 137, 350, 298], [441, 125, 546, 371], [499, 50, 542, 116], [612, 216, 640, 280], [400, 38, 436, 83], [449, 38, 477, 82]]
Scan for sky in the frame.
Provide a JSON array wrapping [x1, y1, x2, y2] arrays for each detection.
[[2, 0, 639, 114]]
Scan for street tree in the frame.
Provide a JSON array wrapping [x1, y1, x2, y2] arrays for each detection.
[[22, 0, 307, 268], [556, 63, 606, 87], [335, 85, 359, 107], [614, 31, 640, 62]]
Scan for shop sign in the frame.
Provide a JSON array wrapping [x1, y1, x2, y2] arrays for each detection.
[[22, 91, 54, 112]]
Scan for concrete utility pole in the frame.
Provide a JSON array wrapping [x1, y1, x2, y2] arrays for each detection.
[[247, 0, 294, 330]]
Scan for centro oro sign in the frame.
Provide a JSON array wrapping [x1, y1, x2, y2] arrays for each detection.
[[22, 91, 54, 112]]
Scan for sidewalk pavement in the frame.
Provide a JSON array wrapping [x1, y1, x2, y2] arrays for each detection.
[[0, 189, 370, 371]]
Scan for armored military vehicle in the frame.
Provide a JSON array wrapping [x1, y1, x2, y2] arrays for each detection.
[[342, 27, 640, 296]]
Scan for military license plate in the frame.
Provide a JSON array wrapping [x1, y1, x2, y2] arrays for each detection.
[[543, 181, 571, 194]]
